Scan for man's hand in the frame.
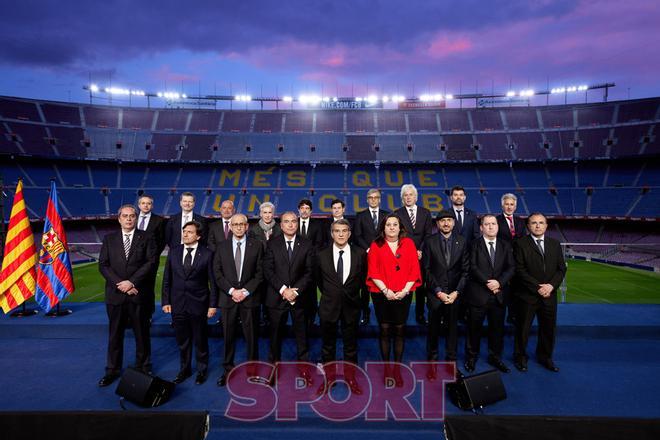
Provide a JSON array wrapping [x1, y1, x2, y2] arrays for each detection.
[[486, 279, 500, 292], [162, 305, 171, 314], [126, 287, 139, 296], [116, 280, 134, 293], [417, 250, 423, 260], [207, 308, 217, 318], [283, 287, 299, 303], [447, 291, 459, 304], [537, 284, 553, 297], [232, 288, 248, 303]]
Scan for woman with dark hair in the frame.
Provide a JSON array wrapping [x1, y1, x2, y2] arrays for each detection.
[[366, 213, 421, 385]]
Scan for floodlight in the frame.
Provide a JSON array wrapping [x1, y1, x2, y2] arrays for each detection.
[[368, 95, 378, 103], [434, 94, 443, 101], [445, 94, 453, 100], [283, 96, 293, 102], [90, 84, 99, 92], [382, 95, 390, 102], [506, 91, 516, 97]]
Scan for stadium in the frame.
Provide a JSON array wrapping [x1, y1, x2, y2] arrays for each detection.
[[1, 90, 659, 438], [1, 1, 660, 436]]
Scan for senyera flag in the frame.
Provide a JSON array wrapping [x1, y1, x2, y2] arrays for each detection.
[[35, 181, 75, 312], [0, 179, 38, 313]]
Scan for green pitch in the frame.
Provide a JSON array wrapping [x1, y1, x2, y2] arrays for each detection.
[[64, 257, 660, 304]]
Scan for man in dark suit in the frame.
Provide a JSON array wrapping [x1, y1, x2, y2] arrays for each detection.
[[496, 193, 527, 243], [263, 211, 314, 384], [297, 198, 326, 328], [422, 210, 469, 370], [316, 219, 366, 395], [395, 184, 433, 325], [214, 213, 264, 386], [449, 186, 480, 247], [207, 199, 235, 252], [496, 193, 527, 325], [162, 220, 217, 385], [464, 214, 516, 374], [98, 204, 157, 387], [165, 192, 206, 250], [513, 213, 567, 373], [137, 194, 166, 315], [354, 188, 389, 325]]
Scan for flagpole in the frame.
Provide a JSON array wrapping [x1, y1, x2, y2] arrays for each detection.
[[46, 303, 72, 317]]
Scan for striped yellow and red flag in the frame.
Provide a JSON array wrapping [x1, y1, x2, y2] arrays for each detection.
[[0, 180, 38, 313]]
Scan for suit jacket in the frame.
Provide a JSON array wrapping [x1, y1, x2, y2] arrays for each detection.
[[513, 235, 567, 305], [248, 221, 282, 247], [213, 237, 264, 308], [422, 233, 469, 308], [299, 217, 328, 250], [496, 214, 527, 243], [207, 218, 233, 252], [165, 212, 207, 249], [353, 208, 389, 250], [395, 206, 433, 249], [453, 207, 481, 246], [465, 237, 516, 307], [316, 245, 366, 322], [143, 213, 167, 255], [98, 230, 158, 305], [263, 235, 314, 309], [162, 244, 218, 315]]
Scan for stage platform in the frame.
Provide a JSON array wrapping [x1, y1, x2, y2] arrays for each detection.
[[1, 303, 660, 439]]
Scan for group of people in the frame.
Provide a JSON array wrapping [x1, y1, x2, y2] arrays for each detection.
[[97, 185, 566, 394]]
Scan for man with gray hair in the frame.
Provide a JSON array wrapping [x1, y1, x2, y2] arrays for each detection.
[[395, 184, 433, 325], [354, 188, 389, 325], [248, 201, 282, 244], [496, 193, 527, 243], [98, 204, 158, 387]]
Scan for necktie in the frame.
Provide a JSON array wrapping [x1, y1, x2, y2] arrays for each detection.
[[287, 240, 293, 260], [372, 210, 378, 229], [488, 241, 496, 266], [536, 239, 544, 256], [224, 221, 230, 240], [337, 250, 344, 284], [409, 208, 416, 230], [507, 216, 515, 237], [456, 210, 463, 230], [444, 238, 451, 265], [123, 234, 131, 258], [235, 241, 242, 280], [301, 221, 307, 237], [139, 216, 146, 231], [184, 247, 193, 271]]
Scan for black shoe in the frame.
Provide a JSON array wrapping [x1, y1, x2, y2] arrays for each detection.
[[217, 374, 227, 387], [173, 370, 192, 384], [487, 356, 511, 373], [464, 358, 476, 373], [514, 358, 528, 372], [98, 373, 120, 387], [195, 371, 207, 385], [540, 359, 560, 372], [416, 315, 428, 326]]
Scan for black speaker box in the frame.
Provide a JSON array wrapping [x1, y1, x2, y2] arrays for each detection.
[[447, 369, 506, 410], [115, 368, 175, 407]]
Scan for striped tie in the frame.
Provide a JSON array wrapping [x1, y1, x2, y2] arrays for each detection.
[[409, 208, 416, 230], [124, 234, 131, 258]]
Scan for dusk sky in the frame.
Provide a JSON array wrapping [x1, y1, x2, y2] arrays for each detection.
[[1, 0, 658, 107]]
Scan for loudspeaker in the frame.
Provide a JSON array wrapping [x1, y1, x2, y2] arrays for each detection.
[[447, 369, 506, 410], [115, 368, 175, 407]]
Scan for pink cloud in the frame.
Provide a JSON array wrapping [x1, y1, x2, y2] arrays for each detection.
[[149, 64, 200, 83], [425, 35, 473, 59]]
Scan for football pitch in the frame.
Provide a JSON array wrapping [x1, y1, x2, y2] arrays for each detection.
[[61, 257, 660, 305]]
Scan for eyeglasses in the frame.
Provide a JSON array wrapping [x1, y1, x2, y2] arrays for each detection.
[[231, 223, 247, 227]]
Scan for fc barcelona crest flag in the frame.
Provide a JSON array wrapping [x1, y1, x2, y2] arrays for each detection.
[[35, 181, 75, 312]]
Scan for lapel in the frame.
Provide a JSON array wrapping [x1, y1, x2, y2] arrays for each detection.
[[187, 245, 205, 277], [224, 239, 239, 282], [345, 246, 359, 284], [124, 231, 141, 263], [399, 207, 415, 234]]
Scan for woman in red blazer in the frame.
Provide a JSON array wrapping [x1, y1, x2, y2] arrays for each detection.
[[366, 213, 421, 385]]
